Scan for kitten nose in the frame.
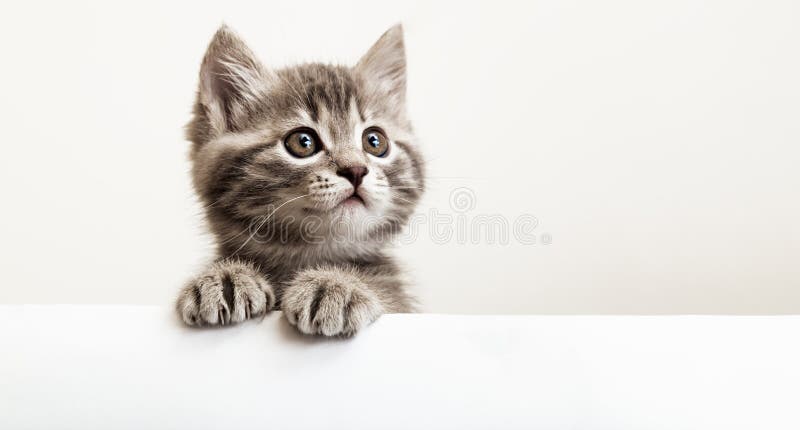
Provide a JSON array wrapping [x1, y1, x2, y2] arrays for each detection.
[[336, 166, 369, 189]]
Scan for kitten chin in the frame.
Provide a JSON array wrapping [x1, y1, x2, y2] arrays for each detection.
[[176, 24, 424, 336]]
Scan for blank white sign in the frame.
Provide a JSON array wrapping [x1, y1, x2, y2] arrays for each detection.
[[2, 305, 798, 429]]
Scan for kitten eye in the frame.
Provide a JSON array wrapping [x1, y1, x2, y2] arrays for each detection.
[[284, 129, 320, 158], [362, 128, 389, 157]]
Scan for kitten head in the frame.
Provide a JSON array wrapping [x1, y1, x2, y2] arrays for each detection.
[[187, 25, 424, 260]]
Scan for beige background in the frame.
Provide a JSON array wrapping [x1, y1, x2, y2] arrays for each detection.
[[0, 0, 798, 313]]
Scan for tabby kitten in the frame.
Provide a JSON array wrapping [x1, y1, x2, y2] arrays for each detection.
[[175, 24, 425, 336]]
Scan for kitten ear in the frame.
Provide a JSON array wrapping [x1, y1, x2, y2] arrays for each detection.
[[198, 25, 269, 134], [355, 24, 407, 108]]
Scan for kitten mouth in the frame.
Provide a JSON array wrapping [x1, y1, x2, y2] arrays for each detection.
[[341, 193, 365, 207]]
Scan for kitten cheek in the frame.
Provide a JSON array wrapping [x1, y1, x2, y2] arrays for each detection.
[[359, 186, 390, 213]]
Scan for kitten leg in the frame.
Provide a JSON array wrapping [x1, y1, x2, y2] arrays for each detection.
[[176, 260, 275, 326], [281, 266, 385, 337]]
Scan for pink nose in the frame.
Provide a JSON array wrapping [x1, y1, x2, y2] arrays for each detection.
[[336, 166, 369, 189]]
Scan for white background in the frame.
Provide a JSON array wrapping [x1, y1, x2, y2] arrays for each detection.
[[0, 0, 797, 313]]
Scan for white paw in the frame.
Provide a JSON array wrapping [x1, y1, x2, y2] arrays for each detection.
[[282, 268, 384, 337], [176, 261, 275, 326]]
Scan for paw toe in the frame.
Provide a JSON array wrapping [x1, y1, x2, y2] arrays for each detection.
[[176, 262, 274, 327], [342, 291, 381, 336], [282, 277, 383, 337]]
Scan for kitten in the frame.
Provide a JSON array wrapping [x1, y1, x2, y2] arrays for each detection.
[[175, 24, 425, 336]]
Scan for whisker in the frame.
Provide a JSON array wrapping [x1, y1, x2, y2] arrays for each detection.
[[392, 195, 419, 205], [375, 185, 426, 191], [225, 193, 311, 257], [218, 226, 251, 245], [383, 165, 481, 182], [196, 194, 230, 210]]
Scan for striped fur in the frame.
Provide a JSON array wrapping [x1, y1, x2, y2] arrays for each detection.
[[176, 25, 425, 336]]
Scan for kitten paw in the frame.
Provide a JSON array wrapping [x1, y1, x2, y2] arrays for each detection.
[[176, 260, 275, 326], [282, 267, 384, 337]]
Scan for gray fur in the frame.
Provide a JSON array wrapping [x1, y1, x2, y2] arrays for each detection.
[[176, 24, 425, 336]]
